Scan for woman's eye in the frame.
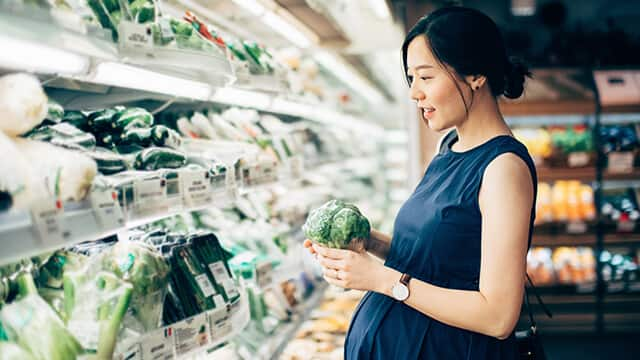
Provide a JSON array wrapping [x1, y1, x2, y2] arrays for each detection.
[[420, 76, 432, 81], [407, 76, 414, 83]]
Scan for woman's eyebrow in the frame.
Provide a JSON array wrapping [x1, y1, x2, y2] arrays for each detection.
[[407, 64, 434, 74]]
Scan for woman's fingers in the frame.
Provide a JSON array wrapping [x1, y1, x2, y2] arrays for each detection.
[[303, 239, 317, 255], [312, 244, 351, 260], [317, 254, 345, 270]]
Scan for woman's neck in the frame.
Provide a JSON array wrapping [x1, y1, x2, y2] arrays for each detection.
[[452, 92, 511, 152]]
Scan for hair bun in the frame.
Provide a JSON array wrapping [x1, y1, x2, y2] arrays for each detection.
[[503, 57, 530, 99]]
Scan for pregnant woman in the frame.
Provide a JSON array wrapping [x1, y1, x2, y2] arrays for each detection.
[[304, 6, 537, 359]]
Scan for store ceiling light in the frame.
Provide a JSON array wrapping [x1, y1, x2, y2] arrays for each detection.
[[314, 50, 385, 105], [231, 0, 266, 16], [368, 0, 391, 20], [0, 35, 89, 75], [212, 87, 272, 109], [262, 10, 312, 48], [92, 62, 212, 100]]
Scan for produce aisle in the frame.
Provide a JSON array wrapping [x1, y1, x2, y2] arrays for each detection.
[[0, 1, 405, 359]]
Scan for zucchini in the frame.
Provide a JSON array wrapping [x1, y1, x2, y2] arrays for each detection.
[[62, 111, 90, 132], [151, 125, 182, 149], [170, 245, 217, 315], [96, 133, 116, 149], [26, 123, 97, 151], [87, 108, 119, 133], [87, 148, 129, 175], [134, 147, 187, 170], [115, 144, 145, 155], [120, 127, 153, 147], [114, 108, 154, 132]]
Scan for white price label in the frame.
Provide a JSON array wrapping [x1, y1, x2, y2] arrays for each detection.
[[608, 152, 634, 173], [195, 274, 217, 298], [30, 199, 66, 245], [213, 294, 226, 309], [134, 178, 167, 214], [119, 21, 153, 50], [91, 189, 124, 230], [180, 170, 211, 207], [141, 327, 175, 360], [174, 313, 210, 356], [256, 261, 273, 288], [566, 221, 587, 234], [208, 262, 231, 284], [208, 306, 232, 339], [567, 152, 591, 168], [222, 279, 240, 300]]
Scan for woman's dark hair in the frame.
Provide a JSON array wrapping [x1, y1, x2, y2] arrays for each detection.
[[402, 6, 530, 100]]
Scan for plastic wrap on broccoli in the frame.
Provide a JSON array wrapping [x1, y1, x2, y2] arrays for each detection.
[[302, 200, 370, 249]]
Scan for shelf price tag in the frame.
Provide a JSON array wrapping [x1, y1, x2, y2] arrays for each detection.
[[566, 221, 587, 234], [180, 170, 212, 207], [141, 327, 175, 360], [118, 21, 153, 51], [607, 152, 634, 173], [134, 178, 168, 215], [91, 189, 124, 230], [30, 198, 66, 246], [208, 306, 232, 340], [567, 152, 591, 168], [173, 313, 210, 356], [113, 340, 142, 360]]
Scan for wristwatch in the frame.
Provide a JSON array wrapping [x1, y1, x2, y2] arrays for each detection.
[[391, 273, 411, 301]]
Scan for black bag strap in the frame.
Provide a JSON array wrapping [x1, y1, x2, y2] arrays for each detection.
[[524, 273, 553, 332]]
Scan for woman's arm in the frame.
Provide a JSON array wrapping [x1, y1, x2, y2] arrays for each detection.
[[314, 153, 533, 339], [366, 229, 392, 260]]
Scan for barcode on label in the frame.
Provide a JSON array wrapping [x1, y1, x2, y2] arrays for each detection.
[[195, 274, 217, 298]]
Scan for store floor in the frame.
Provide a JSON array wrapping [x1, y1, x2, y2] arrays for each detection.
[[542, 334, 640, 359]]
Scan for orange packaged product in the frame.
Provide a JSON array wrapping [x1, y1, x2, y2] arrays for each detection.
[[579, 185, 596, 221], [566, 181, 582, 222], [536, 182, 553, 224], [551, 181, 569, 222]]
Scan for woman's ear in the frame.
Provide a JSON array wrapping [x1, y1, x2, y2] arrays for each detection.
[[465, 74, 487, 91]]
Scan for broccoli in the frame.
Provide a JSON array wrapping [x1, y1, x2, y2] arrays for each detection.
[[303, 200, 371, 249]]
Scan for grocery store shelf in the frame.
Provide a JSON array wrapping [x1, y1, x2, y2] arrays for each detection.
[[602, 168, 640, 181], [505, 114, 594, 127], [115, 293, 251, 359], [537, 167, 596, 181], [532, 233, 596, 247], [257, 282, 328, 360], [603, 233, 640, 245]]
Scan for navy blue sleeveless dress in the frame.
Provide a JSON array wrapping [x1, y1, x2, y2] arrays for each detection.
[[344, 131, 537, 359]]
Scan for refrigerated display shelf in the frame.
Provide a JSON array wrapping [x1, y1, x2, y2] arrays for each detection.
[[257, 283, 328, 360], [531, 234, 596, 247], [603, 233, 640, 245], [115, 293, 251, 359]]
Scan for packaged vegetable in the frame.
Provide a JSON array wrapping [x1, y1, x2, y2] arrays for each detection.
[[0, 73, 48, 136], [114, 107, 154, 132], [0, 342, 35, 360], [87, 148, 130, 175], [14, 138, 98, 202], [101, 241, 170, 332], [134, 147, 187, 170], [0, 132, 46, 209], [26, 123, 96, 151], [0, 272, 83, 360], [44, 100, 64, 125], [151, 125, 182, 149]]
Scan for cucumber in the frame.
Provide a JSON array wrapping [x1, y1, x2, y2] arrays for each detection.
[[170, 245, 216, 315], [87, 148, 129, 175], [151, 125, 182, 149], [96, 133, 116, 149], [114, 108, 154, 132], [26, 123, 97, 151], [62, 111, 90, 132], [134, 147, 187, 171], [45, 100, 64, 125], [120, 127, 153, 147], [88, 108, 119, 133]]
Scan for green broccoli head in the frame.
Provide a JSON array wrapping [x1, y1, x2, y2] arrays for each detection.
[[303, 200, 370, 249]]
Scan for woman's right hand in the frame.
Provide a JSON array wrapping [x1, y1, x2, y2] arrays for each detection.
[[303, 238, 317, 256]]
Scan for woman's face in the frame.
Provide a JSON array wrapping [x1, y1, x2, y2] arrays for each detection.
[[406, 35, 470, 131]]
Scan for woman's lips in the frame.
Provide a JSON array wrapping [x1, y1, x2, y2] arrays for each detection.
[[423, 108, 436, 119]]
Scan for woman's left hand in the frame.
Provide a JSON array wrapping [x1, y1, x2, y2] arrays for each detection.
[[313, 243, 388, 292]]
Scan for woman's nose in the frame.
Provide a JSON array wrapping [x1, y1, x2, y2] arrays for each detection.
[[410, 84, 425, 101]]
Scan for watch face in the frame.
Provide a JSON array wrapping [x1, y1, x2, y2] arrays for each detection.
[[392, 283, 409, 301]]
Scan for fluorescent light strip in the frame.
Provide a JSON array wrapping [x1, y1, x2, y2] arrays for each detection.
[[314, 51, 385, 105], [92, 62, 212, 100], [368, 0, 391, 20], [0, 35, 89, 75], [262, 10, 312, 48], [212, 87, 272, 109], [231, 0, 266, 16]]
